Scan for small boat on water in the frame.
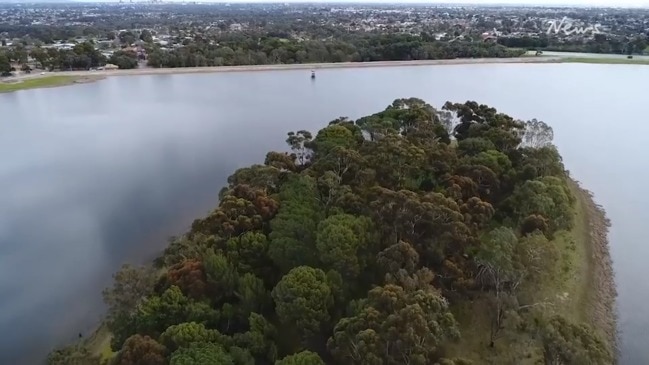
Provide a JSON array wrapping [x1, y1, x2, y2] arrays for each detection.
[[311, 70, 316, 79]]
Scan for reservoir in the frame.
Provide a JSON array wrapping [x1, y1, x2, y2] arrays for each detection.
[[0, 63, 647, 364]]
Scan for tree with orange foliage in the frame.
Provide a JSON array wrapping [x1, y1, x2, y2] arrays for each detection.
[[167, 259, 208, 300], [114, 335, 167, 365]]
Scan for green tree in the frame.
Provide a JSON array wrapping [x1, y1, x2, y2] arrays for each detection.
[[103, 264, 157, 349], [227, 164, 283, 192], [119, 31, 137, 45], [135, 286, 218, 338], [268, 175, 322, 273], [160, 322, 221, 351], [517, 146, 566, 180], [475, 227, 520, 346], [203, 251, 239, 303], [316, 213, 373, 278], [464, 150, 512, 176], [71, 42, 106, 68], [356, 114, 395, 141], [158, 233, 215, 268], [370, 187, 472, 285], [140, 29, 154, 43], [275, 351, 325, 365], [236, 273, 271, 317], [109, 50, 139, 69], [0, 53, 11, 73], [457, 137, 497, 156], [10, 46, 28, 64], [170, 343, 233, 365], [271, 266, 333, 338], [286, 130, 313, 166], [30, 47, 49, 69], [506, 176, 573, 235], [312, 145, 364, 184], [365, 133, 426, 189], [443, 101, 524, 151], [328, 284, 459, 365], [264, 151, 297, 172], [229, 346, 256, 365], [310, 124, 358, 157], [225, 231, 272, 277], [540, 316, 613, 365], [515, 232, 559, 284], [233, 313, 279, 363]]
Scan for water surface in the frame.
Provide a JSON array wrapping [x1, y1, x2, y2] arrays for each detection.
[[1, 63, 647, 364]]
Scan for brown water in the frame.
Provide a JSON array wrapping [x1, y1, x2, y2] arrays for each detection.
[[1, 63, 647, 364]]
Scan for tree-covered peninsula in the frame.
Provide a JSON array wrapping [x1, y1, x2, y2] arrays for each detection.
[[49, 98, 616, 365]]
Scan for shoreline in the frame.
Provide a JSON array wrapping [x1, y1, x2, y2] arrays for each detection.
[[2, 55, 646, 93], [572, 179, 618, 358], [30, 56, 566, 79], [0, 75, 104, 93], [3, 56, 562, 93]]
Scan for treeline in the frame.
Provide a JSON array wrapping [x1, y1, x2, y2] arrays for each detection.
[[49, 98, 614, 365], [0, 41, 145, 72], [2, 34, 524, 73], [0, 24, 111, 45], [0, 42, 107, 72], [498, 34, 648, 55], [146, 34, 525, 68]]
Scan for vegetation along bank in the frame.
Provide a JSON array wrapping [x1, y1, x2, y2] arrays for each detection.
[[48, 98, 617, 365]]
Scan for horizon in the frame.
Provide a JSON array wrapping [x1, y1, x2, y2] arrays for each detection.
[[1, 0, 649, 7]]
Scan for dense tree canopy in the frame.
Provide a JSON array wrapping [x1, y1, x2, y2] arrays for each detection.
[[1, 28, 524, 73], [49, 98, 613, 365], [145, 34, 524, 68]]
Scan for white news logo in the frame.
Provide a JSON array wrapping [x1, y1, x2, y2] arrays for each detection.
[[547, 17, 602, 35]]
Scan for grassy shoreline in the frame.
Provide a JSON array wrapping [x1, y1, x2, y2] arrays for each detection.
[[83, 323, 113, 362], [561, 57, 649, 65], [446, 178, 617, 363], [0, 75, 102, 93], [573, 180, 618, 354]]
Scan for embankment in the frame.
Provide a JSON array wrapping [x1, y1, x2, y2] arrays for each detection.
[[2, 56, 562, 94], [5, 55, 648, 94], [572, 179, 618, 356]]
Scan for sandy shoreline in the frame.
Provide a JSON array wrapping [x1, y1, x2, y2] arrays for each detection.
[[12, 56, 562, 81], [573, 180, 618, 359]]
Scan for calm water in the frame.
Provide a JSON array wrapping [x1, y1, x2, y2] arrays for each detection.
[[1, 63, 648, 364]]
